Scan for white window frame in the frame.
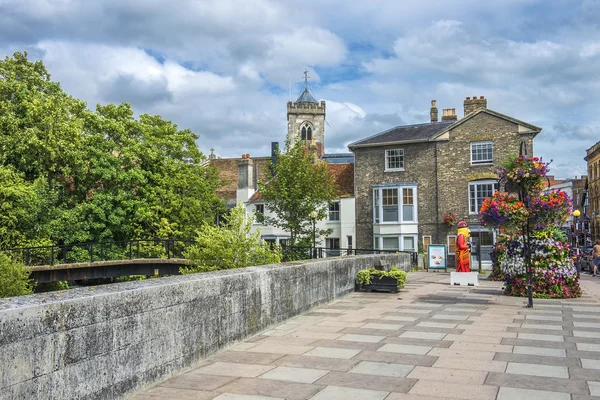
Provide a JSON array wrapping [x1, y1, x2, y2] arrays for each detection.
[[385, 149, 405, 171], [468, 180, 498, 215], [373, 186, 417, 224], [470, 141, 494, 165], [328, 201, 340, 221], [374, 235, 418, 251]]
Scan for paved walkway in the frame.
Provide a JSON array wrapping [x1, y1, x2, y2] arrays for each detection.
[[131, 272, 600, 400]]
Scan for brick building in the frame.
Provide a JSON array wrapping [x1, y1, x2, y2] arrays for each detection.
[[349, 97, 541, 268], [586, 141, 600, 241]]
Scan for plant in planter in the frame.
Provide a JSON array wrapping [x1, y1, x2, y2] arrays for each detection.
[[355, 267, 407, 293], [443, 213, 458, 226]]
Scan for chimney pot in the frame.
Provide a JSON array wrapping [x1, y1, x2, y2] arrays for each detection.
[[241, 154, 246, 159], [246, 153, 250, 159], [480, 96, 484, 99], [466, 97, 470, 100], [430, 99, 438, 122]]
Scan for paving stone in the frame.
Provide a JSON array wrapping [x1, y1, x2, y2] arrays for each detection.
[[256, 336, 319, 346], [525, 315, 563, 321], [417, 322, 457, 329], [485, 372, 588, 394], [213, 394, 284, 400], [577, 343, 600, 352], [315, 370, 417, 393], [444, 307, 480, 313], [303, 346, 361, 359], [316, 320, 365, 328], [393, 309, 432, 314], [408, 380, 498, 400], [496, 387, 571, 400], [400, 331, 446, 340], [309, 385, 389, 400], [354, 350, 437, 367], [443, 334, 501, 344], [271, 355, 359, 372], [377, 344, 432, 355], [385, 393, 463, 400], [382, 316, 418, 322], [349, 361, 415, 377], [494, 352, 579, 367], [575, 322, 600, 328], [582, 359, 600, 370], [210, 352, 285, 366], [573, 314, 600, 320], [513, 346, 566, 357], [258, 366, 329, 383], [506, 362, 569, 378], [160, 373, 237, 391], [517, 333, 564, 342], [215, 378, 322, 400], [521, 324, 563, 331], [336, 334, 385, 343], [287, 330, 343, 340], [384, 336, 452, 348], [246, 343, 314, 355], [431, 314, 469, 321], [362, 323, 404, 330], [141, 387, 216, 399], [448, 342, 513, 353], [575, 331, 600, 338], [458, 330, 517, 338], [432, 356, 507, 372], [588, 381, 600, 396], [406, 366, 487, 385], [194, 362, 276, 378], [427, 348, 496, 360]]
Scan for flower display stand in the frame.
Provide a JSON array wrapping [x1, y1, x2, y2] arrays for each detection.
[[450, 272, 479, 286]]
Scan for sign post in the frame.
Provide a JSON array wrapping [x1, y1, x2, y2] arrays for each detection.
[[427, 245, 447, 272]]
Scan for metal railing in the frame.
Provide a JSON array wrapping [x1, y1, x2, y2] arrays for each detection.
[[2, 239, 195, 267]]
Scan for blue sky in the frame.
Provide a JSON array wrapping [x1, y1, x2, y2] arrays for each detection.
[[1, 0, 599, 178]]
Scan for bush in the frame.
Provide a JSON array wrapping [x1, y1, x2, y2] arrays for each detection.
[[0, 252, 33, 298], [355, 267, 407, 288], [35, 280, 70, 293], [181, 204, 281, 274]]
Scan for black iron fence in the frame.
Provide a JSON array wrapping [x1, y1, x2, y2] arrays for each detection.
[[281, 246, 418, 265], [3, 239, 195, 267]]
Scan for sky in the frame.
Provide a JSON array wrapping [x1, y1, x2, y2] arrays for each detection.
[[1, 0, 599, 179]]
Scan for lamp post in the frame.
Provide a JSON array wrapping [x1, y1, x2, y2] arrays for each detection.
[[310, 210, 318, 259], [574, 209, 581, 273]]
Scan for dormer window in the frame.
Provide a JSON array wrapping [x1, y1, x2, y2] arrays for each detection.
[[300, 122, 313, 141]]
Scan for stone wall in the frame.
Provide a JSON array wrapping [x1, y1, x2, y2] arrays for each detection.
[[0, 253, 410, 400]]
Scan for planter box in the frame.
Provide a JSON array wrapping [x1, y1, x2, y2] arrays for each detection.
[[355, 276, 399, 293]]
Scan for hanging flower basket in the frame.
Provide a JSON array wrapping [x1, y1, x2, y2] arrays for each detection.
[[443, 213, 458, 226]]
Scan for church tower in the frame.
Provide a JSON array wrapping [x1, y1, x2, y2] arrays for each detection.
[[287, 71, 326, 157]]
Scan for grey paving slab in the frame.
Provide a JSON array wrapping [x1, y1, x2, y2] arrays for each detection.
[[582, 358, 600, 370], [271, 355, 359, 372], [517, 333, 565, 342], [496, 387, 571, 400], [520, 323, 565, 330], [506, 362, 569, 378], [315, 371, 417, 393], [577, 343, 600, 352], [349, 361, 414, 377], [485, 372, 588, 394], [575, 330, 600, 338], [575, 322, 600, 328], [494, 352, 580, 367], [336, 333, 385, 343], [416, 321, 458, 329], [303, 346, 361, 359], [513, 346, 567, 357], [588, 381, 600, 396], [194, 362, 276, 378], [258, 366, 329, 383], [214, 378, 322, 400], [213, 394, 284, 400], [309, 385, 389, 400], [399, 331, 446, 340], [377, 343, 432, 355], [353, 350, 438, 367]]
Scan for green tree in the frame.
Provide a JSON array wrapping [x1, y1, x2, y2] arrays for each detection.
[[181, 204, 281, 273], [257, 140, 338, 246], [0, 252, 33, 298]]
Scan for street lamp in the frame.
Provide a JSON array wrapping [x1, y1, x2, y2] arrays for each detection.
[[574, 209, 581, 272], [310, 210, 318, 259]]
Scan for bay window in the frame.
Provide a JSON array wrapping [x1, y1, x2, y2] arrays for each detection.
[[373, 185, 417, 223]]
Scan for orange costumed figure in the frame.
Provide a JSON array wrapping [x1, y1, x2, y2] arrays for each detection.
[[455, 221, 471, 272]]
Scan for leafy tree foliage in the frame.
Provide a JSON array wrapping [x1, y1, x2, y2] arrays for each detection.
[[0, 253, 33, 298], [0, 51, 224, 249], [257, 139, 338, 246], [181, 204, 281, 273]]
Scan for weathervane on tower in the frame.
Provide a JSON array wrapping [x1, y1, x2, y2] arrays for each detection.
[[303, 69, 310, 89]]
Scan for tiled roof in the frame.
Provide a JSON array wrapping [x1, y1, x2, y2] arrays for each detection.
[[348, 121, 454, 148], [249, 162, 354, 201], [210, 157, 271, 202]]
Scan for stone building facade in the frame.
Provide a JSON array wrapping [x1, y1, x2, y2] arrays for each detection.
[[586, 141, 600, 241], [287, 88, 326, 157], [349, 97, 541, 268]]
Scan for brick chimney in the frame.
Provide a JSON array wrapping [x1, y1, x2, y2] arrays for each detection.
[[430, 100, 438, 122], [464, 96, 487, 116], [441, 108, 457, 121]]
